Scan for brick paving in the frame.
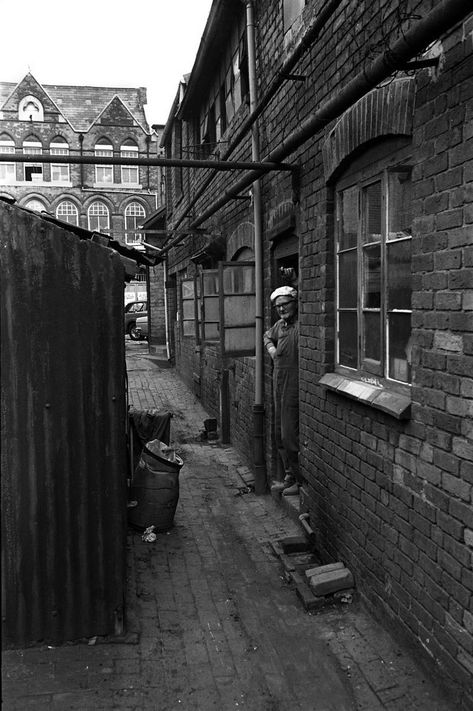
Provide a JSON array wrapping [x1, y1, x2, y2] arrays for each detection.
[[1, 341, 459, 710]]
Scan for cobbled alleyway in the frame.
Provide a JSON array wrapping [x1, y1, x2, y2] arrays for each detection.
[[1, 341, 459, 710]]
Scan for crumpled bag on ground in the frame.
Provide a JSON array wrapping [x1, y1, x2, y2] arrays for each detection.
[[142, 525, 157, 542]]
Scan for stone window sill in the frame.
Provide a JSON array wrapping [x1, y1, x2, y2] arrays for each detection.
[[319, 373, 411, 420]]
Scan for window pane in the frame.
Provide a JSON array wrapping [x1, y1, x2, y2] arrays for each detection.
[[51, 165, 69, 182], [25, 199, 46, 212], [338, 250, 357, 307], [362, 181, 381, 243], [338, 312, 357, 368], [223, 265, 254, 293], [388, 312, 411, 383], [88, 202, 109, 232], [183, 321, 196, 337], [363, 244, 381, 308], [204, 297, 219, 321], [96, 166, 113, 183], [363, 311, 381, 362], [182, 280, 195, 299], [121, 166, 138, 183], [339, 187, 358, 250], [182, 301, 195, 320], [0, 139, 15, 153], [0, 164, 15, 181], [125, 202, 145, 244], [224, 295, 254, 325], [388, 170, 412, 240], [56, 201, 78, 225], [203, 272, 218, 295], [225, 326, 254, 352], [204, 323, 219, 340], [387, 240, 411, 310]]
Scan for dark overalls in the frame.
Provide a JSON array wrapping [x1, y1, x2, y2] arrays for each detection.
[[264, 318, 300, 482]]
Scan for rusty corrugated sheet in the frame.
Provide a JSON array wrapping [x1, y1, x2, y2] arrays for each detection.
[[1, 203, 127, 648]]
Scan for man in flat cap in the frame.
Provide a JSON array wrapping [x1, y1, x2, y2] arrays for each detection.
[[264, 286, 300, 495]]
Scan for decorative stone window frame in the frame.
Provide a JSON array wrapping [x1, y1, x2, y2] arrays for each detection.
[[19, 95, 44, 122]]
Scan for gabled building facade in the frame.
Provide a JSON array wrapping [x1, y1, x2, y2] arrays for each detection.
[[0, 73, 164, 301], [160, 0, 473, 703]]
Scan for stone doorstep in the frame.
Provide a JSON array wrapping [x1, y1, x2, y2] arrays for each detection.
[[278, 535, 311, 554], [271, 538, 357, 612], [307, 566, 355, 597], [304, 561, 345, 578], [291, 569, 357, 612]]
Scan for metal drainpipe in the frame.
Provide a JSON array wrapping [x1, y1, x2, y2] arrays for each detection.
[[188, 0, 472, 229], [245, 0, 266, 494], [78, 133, 84, 187], [163, 259, 171, 361], [145, 135, 151, 189]]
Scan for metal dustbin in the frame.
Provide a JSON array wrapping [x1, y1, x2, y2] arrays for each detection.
[[128, 439, 183, 531]]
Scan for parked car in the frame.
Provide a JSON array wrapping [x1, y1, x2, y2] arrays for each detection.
[[133, 315, 148, 340], [124, 301, 147, 340]]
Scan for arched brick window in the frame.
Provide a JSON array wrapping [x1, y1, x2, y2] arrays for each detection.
[[124, 201, 145, 245], [56, 200, 78, 226], [335, 138, 413, 386], [0, 134, 15, 183], [94, 138, 113, 184], [22, 135, 43, 182], [323, 78, 415, 393], [25, 198, 47, 212], [88, 200, 110, 233], [50, 136, 70, 183], [120, 139, 139, 185]]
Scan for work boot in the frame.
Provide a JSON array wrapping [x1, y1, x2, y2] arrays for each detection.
[[271, 474, 295, 494], [282, 482, 299, 496]]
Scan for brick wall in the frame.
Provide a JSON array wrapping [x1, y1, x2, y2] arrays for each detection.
[[162, 1, 473, 701], [295, 7, 473, 703], [148, 263, 166, 347]]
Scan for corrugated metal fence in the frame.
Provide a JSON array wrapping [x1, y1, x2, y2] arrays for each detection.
[[1, 202, 127, 648]]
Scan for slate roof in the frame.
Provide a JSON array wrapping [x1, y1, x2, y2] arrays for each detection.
[[0, 74, 149, 133]]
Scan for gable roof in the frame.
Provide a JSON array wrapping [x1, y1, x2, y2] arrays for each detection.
[[0, 73, 150, 133], [91, 95, 138, 129]]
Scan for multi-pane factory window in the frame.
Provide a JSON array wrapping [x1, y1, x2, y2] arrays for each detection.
[[336, 160, 412, 385]]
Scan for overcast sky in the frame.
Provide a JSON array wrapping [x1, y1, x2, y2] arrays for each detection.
[[0, 0, 213, 126]]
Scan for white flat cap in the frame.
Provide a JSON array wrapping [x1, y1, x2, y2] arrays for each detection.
[[270, 286, 298, 304]]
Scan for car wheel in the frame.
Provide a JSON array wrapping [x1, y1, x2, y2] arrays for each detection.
[[129, 325, 142, 341]]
